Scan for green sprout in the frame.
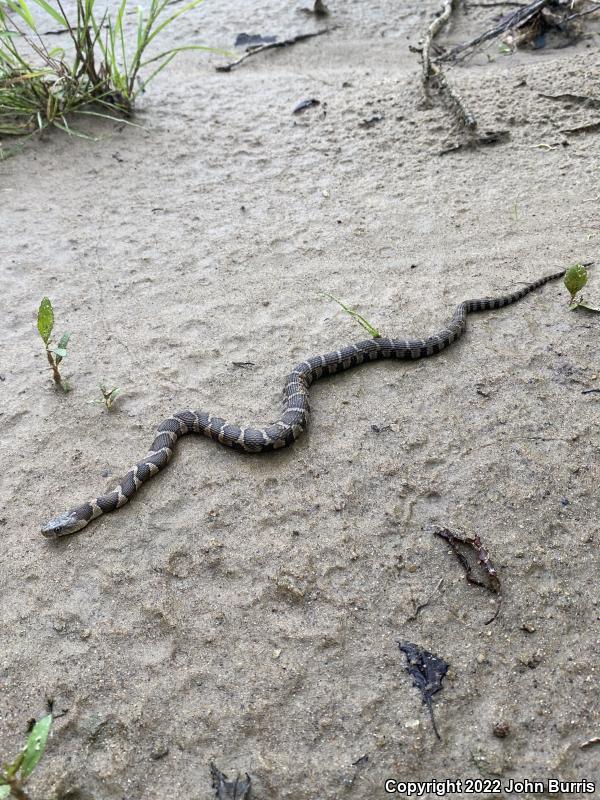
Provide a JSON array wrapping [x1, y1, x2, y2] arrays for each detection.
[[0, 715, 52, 800], [320, 292, 381, 338], [564, 264, 599, 313], [90, 384, 122, 410], [36, 298, 71, 391]]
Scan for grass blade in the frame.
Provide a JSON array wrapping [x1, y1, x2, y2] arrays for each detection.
[[25, 0, 67, 27]]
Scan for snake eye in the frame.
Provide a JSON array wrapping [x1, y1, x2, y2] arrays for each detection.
[[41, 511, 77, 538]]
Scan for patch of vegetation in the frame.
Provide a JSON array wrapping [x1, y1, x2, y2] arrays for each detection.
[[90, 383, 121, 410], [37, 297, 71, 391], [0, 715, 52, 800], [564, 263, 599, 313], [0, 0, 215, 155]]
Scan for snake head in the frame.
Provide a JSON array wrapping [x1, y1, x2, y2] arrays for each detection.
[[41, 510, 88, 538]]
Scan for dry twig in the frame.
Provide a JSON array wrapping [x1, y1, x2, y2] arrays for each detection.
[[405, 578, 444, 622], [439, 0, 552, 61], [216, 28, 333, 72], [421, 0, 478, 130], [440, 0, 593, 61]]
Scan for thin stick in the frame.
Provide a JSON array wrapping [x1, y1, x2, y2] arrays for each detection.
[[439, 0, 551, 61], [216, 28, 334, 72], [405, 578, 444, 622], [422, 0, 456, 81], [421, 0, 478, 130], [567, 2, 600, 20]]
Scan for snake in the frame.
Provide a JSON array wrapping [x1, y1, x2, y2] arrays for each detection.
[[41, 269, 565, 538]]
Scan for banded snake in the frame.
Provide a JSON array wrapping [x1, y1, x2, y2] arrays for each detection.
[[41, 269, 565, 538]]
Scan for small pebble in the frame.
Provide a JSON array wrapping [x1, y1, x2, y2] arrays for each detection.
[[150, 744, 169, 760], [493, 721, 510, 738], [521, 623, 536, 633]]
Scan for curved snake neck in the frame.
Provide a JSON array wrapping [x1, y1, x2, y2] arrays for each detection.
[[41, 270, 565, 537]]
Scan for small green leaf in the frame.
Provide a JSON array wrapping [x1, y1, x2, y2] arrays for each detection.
[[570, 300, 600, 313], [37, 297, 54, 344], [20, 714, 52, 779], [0, 784, 11, 798], [23, 0, 67, 27], [564, 264, 588, 300], [3, 752, 24, 780], [51, 332, 70, 363]]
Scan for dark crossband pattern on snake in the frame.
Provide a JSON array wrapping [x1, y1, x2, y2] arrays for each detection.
[[41, 269, 565, 538]]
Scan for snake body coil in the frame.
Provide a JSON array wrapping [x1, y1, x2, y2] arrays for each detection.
[[41, 270, 565, 537]]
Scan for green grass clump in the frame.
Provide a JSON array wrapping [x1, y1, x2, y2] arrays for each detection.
[[90, 383, 121, 410], [0, 715, 52, 799], [36, 297, 70, 391], [0, 0, 213, 154]]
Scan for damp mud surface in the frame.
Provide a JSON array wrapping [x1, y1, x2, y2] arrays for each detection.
[[1, 1, 599, 798]]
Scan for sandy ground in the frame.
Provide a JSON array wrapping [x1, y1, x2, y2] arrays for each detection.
[[1, 1, 600, 798]]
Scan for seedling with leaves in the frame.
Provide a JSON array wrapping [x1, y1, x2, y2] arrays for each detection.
[[0, 715, 52, 800], [90, 384, 122, 410], [321, 292, 381, 338], [564, 264, 599, 313], [36, 298, 71, 391]]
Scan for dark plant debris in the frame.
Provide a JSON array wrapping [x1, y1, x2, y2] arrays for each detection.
[[399, 641, 449, 740], [405, 578, 444, 622], [235, 33, 277, 47], [217, 28, 334, 72], [293, 98, 321, 114], [360, 113, 384, 128], [560, 121, 600, 136], [432, 526, 501, 623], [210, 763, 251, 800], [370, 423, 393, 433], [439, 0, 583, 62], [539, 93, 600, 110], [580, 736, 600, 750], [493, 720, 511, 738], [300, 0, 329, 16], [439, 129, 510, 154]]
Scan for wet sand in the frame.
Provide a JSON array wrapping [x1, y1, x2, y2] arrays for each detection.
[[1, 1, 599, 797]]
